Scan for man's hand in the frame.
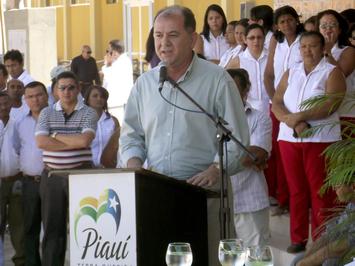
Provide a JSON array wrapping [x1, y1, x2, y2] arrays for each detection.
[[127, 157, 143, 168], [187, 164, 219, 188], [241, 146, 268, 171]]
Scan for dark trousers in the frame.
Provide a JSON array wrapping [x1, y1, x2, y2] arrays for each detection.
[[40, 163, 93, 266], [22, 177, 41, 266], [40, 170, 68, 266], [0, 177, 25, 266]]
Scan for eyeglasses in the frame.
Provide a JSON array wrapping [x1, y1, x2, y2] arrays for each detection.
[[86, 51, 92, 54], [319, 23, 338, 30], [58, 85, 76, 92]]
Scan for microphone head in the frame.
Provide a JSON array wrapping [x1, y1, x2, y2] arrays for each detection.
[[159, 63, 167, 84]]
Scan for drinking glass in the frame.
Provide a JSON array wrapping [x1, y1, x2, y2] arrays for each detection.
[[165, 242, 193, 266], [218, 239, 246, 266], [245, 245, 273, 266]]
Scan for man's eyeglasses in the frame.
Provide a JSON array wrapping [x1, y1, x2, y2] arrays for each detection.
[[319, 23, 338, 30], [58, 85, 76, 92], [86, 51, 92, 54]]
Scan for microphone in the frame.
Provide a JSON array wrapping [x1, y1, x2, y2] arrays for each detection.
[[158, 63, 167, 92]]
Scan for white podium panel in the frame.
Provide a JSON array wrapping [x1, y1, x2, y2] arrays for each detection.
[[69, 172, 137, 266]]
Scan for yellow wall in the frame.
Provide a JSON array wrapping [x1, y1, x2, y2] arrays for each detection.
[[70, 5, 90, 58], [38, 0, 277, 62], [56, 7, 64, 61], [100, 1, 123, 59]]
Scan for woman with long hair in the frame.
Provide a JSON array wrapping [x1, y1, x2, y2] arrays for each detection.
[[195, 4, 229, 64], [84, 85, 120, 168]]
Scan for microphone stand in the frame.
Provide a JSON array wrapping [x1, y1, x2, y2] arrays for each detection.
[[165, 77, 256, 239]]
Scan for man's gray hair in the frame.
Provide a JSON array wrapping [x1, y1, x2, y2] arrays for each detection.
[[109, 39, 125, 54], [154, 5, 196, 32]]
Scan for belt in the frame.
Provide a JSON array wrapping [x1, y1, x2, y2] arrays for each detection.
[[1, 173, 22, 182], [23, 174, 41, 183]]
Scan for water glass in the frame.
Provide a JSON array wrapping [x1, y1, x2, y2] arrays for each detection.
[[245, 245, 273, 266], [218, 239, 246, 266], [165, 242, 193, 266]]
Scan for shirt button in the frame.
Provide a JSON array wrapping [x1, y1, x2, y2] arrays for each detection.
[[165, 156, 168, 160], [167, 133, 171, 137], [169, 110, 173, 114]]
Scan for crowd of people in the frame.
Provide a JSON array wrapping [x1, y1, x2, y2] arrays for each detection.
[[0, 3, 354, 266]]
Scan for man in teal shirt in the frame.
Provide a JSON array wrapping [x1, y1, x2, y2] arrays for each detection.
[[120, 5, 249, 265]]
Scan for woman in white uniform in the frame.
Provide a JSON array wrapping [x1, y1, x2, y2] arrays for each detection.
[[316, 9, 355, 136], [195, 4, 229, 64], [84, 85, 120, 168]]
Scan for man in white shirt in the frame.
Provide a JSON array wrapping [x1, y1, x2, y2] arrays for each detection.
[[4, 49, 34, 86], [102, 39, 133, 122], [0, 64, 8, 92], [0, 91, 25, 265], [7, 79, 29, 121], [14, 81, 48, 266]]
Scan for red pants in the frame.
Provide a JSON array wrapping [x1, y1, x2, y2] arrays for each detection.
[[264, 107, 289, 206], [279, 141, 336, 244]]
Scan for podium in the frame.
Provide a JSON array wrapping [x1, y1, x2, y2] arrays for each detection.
[[63, 168, 210, 266]]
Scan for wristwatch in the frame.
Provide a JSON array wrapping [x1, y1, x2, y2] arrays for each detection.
[[50, 132, 58, 139]]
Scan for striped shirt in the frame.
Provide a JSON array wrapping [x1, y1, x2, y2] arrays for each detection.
[[35, 101, 98, 169]]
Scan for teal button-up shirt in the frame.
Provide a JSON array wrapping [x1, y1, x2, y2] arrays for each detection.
[[120, 54, 249, 180]]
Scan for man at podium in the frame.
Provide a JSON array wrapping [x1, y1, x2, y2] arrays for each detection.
[[120, 5, 249, 266]]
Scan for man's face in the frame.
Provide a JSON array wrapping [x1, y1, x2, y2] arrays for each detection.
[[81, 47, 92, 60], [7, 80, 24, 101], [56, 78, 80, 105], [4, 59, 23, 78], [0, 96, 11, 121], [24, 86, 48, 114], [154, 13, 197, 69]]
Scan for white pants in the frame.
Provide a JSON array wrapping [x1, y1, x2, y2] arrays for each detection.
[[233, 207, 270, 247]]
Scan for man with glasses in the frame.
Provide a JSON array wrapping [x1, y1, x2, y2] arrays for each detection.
[[71, 45, 101, 96], [35, 71, 98, 265]]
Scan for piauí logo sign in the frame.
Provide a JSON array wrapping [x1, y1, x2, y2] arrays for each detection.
[[74, 188, 121, 245]]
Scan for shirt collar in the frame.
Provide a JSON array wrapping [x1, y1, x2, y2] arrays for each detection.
[[242, 47, 268, 61], [54, 100, 84, 112], [209, 31, 224, 40]]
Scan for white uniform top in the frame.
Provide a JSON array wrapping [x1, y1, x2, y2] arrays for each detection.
[[278, 59, 341, 143], [0, 119, 20, 178], [239, 47, 270, 112], [201, 32, 229, 61], [331, 43, 355, 118], [91, 112, 116, 167], [218, 45, 243, 68], [273, 35, 302, 88]]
